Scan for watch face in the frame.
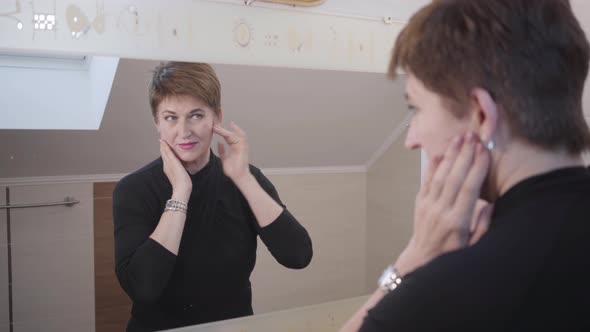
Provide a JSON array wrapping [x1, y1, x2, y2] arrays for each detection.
[[378, 265, 395, 287], [378, 265, 401, 291]]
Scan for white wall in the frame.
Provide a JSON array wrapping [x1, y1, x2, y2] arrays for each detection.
[[0, 0, 404, 73]]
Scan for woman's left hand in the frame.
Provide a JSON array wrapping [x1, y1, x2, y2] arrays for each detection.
[[394, 132, 492, 276], [214, 121, 252, 183]]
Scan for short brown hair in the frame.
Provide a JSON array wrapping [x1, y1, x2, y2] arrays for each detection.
[[389, 0, 590, 154], [149, 62, 222, 118]]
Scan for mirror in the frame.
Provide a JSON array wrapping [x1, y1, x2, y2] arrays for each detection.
[[0, 57, 421, 331], [3, 0, 586, 329], [0, 0, 439, 331]]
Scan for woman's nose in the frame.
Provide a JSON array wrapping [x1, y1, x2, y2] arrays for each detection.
[[179, 120, 192, 137], [404, 124, 420, 150]]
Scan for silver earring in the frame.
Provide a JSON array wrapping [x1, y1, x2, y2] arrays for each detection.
[[486, 140, 495, 151]]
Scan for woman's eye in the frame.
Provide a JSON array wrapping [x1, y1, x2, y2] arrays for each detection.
[[191, 114, 203, 119], [164, 116, 177, 121]]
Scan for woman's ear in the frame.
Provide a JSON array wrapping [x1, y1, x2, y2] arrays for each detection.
[[154, 116, 160, 134], [216, 108, 223, 124], [470, 88, 498, 143]]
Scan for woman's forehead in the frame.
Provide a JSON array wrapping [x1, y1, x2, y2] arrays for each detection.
[[158, 95, 212, 111]]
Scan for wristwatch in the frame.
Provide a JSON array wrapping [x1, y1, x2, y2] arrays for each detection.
[[378, 265, 402, 292]]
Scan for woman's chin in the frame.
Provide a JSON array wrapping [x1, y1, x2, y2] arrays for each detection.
[[179, 157, 199, 165], [179, 152, 208, 167]]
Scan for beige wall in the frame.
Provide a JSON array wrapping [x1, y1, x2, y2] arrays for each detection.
[[252, 141, 420, 313], [251, 172, 367, 314], [365, 140, 420, 291], [0, 158, 420, 323], [0, 172, 369, 326]]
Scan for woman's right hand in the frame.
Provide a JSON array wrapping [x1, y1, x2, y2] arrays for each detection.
[[160, 139, 192, 202], [394, 132, 492, 276]]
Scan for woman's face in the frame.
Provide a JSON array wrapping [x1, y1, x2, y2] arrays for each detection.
[[155, 94, 221, 169], [404, 74, 473, 161]]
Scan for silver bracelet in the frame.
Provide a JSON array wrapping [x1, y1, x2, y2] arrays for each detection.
[[164, 199, 188, 214]]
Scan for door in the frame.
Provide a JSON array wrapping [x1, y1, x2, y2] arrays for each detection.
[[9, 183, 94, 332]]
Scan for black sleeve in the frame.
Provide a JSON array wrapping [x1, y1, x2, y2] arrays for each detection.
[[359, 247, 523, 332], [112, 177, 177, 304], [250, 167, 313, 269], [360, 269, 447, 332]]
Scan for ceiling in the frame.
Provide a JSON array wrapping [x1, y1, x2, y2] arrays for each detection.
[[0, 55, 118, 130]]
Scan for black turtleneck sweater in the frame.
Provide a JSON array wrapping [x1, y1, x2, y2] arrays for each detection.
[[113, 154, 313, 331], [361, 166, 590, 332]]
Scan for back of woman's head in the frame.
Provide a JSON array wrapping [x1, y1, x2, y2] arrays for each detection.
[[148, 62, 222, 118], [390, 0, 590, 154]]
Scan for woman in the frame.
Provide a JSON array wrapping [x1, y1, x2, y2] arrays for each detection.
[[342, 0, 590, 331], [112, 62, 313, 331]]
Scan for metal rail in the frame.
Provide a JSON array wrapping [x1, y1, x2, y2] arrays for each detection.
[[0, 196, 79, 209]]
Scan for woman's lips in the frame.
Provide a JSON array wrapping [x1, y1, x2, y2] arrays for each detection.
[[178, 142, 197, 150]]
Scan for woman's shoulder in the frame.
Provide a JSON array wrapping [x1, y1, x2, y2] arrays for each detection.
[[115, 158, 165, 193]]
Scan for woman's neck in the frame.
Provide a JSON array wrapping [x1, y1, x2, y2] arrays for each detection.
[[485, 140, 584, 201], [183, 149, 211, 175]]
